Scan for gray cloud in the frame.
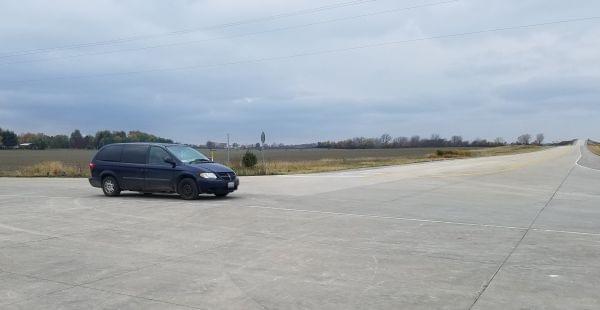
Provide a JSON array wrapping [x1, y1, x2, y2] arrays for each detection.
[[1, 0, 600, 144]]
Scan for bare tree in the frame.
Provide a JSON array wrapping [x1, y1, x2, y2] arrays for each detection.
[[494, 137, 506, 145], [451, 135, 463, 146], [534, 133, 545, 145], [392, 136, 408, 147], [517, 134, 532, 145], [380, 133, 392, 147], [410, 135, 420, 147]]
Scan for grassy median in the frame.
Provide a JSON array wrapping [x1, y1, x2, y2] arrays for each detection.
[[0, 145, 545, 177], [588, 141, 600, 156], [222, 145, 544, 176]]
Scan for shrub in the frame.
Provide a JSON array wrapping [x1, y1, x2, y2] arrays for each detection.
[[242, 151, 258, 168], [432, 149, 473, 158]]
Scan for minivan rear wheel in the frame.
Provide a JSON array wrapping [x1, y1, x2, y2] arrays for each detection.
[[102, 176, 121, 196], [178, 178, 198, 200]]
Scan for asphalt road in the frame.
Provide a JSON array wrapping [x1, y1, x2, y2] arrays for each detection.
[[1, 141, 599, 309]]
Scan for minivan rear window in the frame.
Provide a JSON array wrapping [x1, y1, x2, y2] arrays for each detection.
[[121, 145, 148, 164], [96, 145, 123, 162]]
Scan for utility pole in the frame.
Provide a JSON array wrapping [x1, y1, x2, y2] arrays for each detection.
[[226, 133, 230, 165], [260, 131, 266, 173]]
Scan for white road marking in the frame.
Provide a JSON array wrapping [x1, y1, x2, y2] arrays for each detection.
[[0, 194, 76, 199], [278, 174, 370, 178], [237, 205, 600, 237], [531, 228, 600, 237], [0, 223, 59, 237], [575, 140, 600, 171], [238, 205, 526, 230], [5, 193, 599, 237]]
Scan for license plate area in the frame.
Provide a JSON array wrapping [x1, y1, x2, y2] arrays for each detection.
[[227, 182, 235, 189]]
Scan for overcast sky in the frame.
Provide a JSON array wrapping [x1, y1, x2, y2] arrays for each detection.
[[1, 0, 599, 144]]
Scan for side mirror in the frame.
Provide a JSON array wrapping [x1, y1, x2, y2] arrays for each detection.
[[163, 156, 176, 167]]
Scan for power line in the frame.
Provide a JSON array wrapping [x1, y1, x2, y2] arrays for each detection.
[[0, 0, 376, 59], [6, 16, 599, 85], [0, 1, 459, 66]]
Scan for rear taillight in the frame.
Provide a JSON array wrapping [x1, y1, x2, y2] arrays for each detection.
[[88, 162, 96, 172]]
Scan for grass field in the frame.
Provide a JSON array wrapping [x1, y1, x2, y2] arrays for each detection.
[[588, 141, 600, 156], [0, 145, 545, 177]]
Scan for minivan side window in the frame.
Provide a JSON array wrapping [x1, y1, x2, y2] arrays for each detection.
[[96, 145, 123, 162], [121, 145, 148, 164], [149, 146, 171, 165]]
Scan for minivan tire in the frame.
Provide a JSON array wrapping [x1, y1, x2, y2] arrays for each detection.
[[102, 176, 121, 196], [178, 178, 199, 200]]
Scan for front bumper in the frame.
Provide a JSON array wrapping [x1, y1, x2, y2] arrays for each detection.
[[197, 177, 239, 194]]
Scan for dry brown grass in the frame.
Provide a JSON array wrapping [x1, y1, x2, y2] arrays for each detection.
[[429, 149, 474, 158], [0, 161, 87, 177], [0, 145, 546, 177], [470, 145, 545, 157], [231, 145, 545, 175], [588, 141, 600, 156], [230, 157, 437, 176]]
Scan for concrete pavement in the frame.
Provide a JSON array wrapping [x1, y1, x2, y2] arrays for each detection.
[[0, 141, 599, 309], [577, 140, 600, 170]]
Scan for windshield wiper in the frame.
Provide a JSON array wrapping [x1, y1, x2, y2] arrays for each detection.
[[189, 158, 211, 164]]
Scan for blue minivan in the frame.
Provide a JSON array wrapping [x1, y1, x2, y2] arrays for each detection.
[[88, 143, 239, 199]]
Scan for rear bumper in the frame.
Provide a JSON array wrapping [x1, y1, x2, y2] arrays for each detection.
[[89, 177, 101, 188], [197, 177, 239, 194]]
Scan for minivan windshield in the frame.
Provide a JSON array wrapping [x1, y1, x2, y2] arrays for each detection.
[[167, 145, 211, 164]]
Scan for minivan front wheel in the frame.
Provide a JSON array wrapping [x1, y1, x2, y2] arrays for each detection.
[[102, 176, 121, 196], [178, 178, 199, 200]]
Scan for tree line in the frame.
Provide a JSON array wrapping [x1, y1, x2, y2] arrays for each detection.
[[317, 133, 546, 149], [0, 128, 173, 150], [0, 127, 552, 150]]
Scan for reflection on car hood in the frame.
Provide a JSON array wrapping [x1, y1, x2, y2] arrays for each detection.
[[189, 162, 234, 173]]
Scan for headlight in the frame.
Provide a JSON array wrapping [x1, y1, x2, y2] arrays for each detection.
[[199, 172, 217, 179]]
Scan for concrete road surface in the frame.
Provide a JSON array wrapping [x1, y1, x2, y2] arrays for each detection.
[[1, 141, 599, 309]]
